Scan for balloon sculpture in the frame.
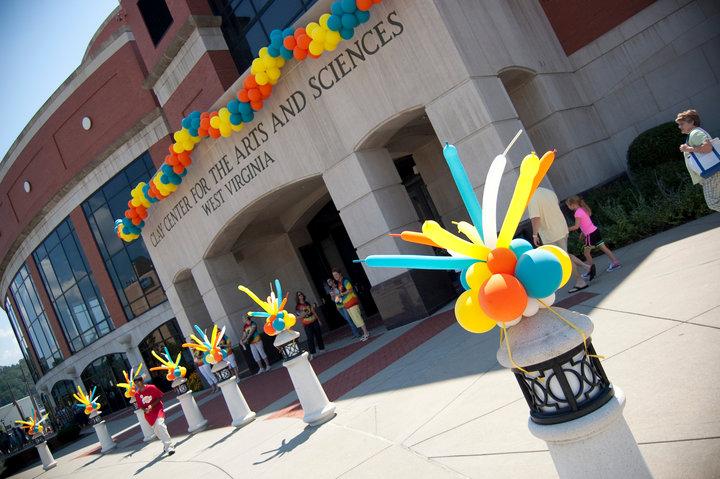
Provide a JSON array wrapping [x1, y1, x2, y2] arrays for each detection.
[[358, 137, 581, 370], [116, 363, 144, 399], [182, 324, 228, 366], [73, 386, 101, 415], [15, 409, 48, 437], [114, 0, 385, 242], [238, 279, 296, 336], [150, 346, 188, 382]]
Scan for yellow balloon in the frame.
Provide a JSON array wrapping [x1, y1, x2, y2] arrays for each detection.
[[172, 142, 184, 154], [539, 245, 572, 288], [497, 153, 540, 248], [255, 71, 269, 85], [466, 262, 492, 290], [422, 220, 489, 260], [306, 22, 319, 35], [308, 40, 323, 56], [319, 13, 331, 28], [285, 313, 296, 328], [454, 290, 496, 334]]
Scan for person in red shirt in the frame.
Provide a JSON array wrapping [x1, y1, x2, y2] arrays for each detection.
[[133, 376, 175, 455]]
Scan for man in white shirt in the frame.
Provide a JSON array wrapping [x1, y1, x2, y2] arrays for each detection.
[[528, 187, 590, 292]]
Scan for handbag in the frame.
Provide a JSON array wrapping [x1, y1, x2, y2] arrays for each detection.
[[688, 137, 720, 178]]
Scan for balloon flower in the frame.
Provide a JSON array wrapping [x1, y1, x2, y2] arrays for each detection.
[[238, 279, 296, 336], [150, 346, 188, 381], [116, 363, 144, 398], [359, 134, 574, 371], [15, 409, 48, 437], [182, 324, 228, 366], [73, 385, 101, 415]]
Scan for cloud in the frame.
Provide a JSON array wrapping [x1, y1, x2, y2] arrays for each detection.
[[0, 309, 23, 366]]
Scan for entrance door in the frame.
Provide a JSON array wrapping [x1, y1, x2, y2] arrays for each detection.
[[138, 319, 197, 391], [301, 201, 378, 330], [81, 353, 131, 415]]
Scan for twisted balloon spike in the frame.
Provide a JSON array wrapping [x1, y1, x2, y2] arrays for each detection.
[[360, 135, 570, 336], [73, 385, 101, 415], [116, 363, 144, 398], [15, 409, 48, 436], [238, 279, 297, 336], [182, 324, 228, 365], [150, 347, 188, 381]]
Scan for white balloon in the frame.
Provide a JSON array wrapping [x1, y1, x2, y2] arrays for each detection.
[[505, 317, 522, 327], [482, 154, 506, 249], [522, 298, 540, 317], [539, 293, 556, 307]]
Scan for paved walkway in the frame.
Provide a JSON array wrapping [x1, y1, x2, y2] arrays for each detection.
[[10, 214, 720, 478]]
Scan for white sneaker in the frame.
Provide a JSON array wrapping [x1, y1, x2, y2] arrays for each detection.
[[255, 369, 263, 375], [165, 445, 175, 455], [263, 366, 270, 372]]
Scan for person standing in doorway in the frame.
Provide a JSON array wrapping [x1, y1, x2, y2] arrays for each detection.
[[295, 291, 325, 360], [241, 313, 270, 374], [326, 279, 360, 339], [528, 186, 590, 293], [193, 349, 217, 392], [133, 376, 174, 456], [332, 269, 370, 342]]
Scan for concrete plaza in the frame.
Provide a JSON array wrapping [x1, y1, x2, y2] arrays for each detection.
[[11, 213, 720, 478]]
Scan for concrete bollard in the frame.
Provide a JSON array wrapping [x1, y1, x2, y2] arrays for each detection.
[[172, 378, 208, 433], [89, 411, 116, 453], [33, 436, 57, 470], [212, 361, 256, 427]]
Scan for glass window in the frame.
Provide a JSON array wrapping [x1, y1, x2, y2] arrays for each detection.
[[81, 353, 131, 415], [216, 0, 320, 73], [9, 265, 64, 373], [137, 0, 173, 46], [33, 218, 114, 353], [51, 380, 77, 408], [81, 152, 167, 321], [4, 298, 40, 381], [138, 319, 196, 391]]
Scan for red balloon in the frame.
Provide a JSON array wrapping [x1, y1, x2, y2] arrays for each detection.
[[258, 84, 272, 98], [297, 34, 311, 49], [283, 36, 296, 50], [487, 248, 517, 275], [131, 216, 142, 226], [478, 273, 528, 322], [264, 322, 275, 335], [250, 100, 263, 111], [294, 48, 307, 60], [357, 0, 372, 10], [247, 89, 261, 102]]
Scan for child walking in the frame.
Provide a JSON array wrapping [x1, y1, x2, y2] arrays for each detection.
[[565, 195, 621, 278], [133, 376, 175, 455]]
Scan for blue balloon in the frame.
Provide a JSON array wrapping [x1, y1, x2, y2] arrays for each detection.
[[443, 144, 484, 240], [280, 48, 293, 60], [341, 13, 358, 29], [341, 0, 356, 13], [267, 46, 280, 57], [272, 318, 285, 331], [331, 1, 344, 16], [269, 29, 283, 40], [327, 14, 342, 31], [515, 249, 563, 298], [356, 10, 370, 23], [241, 110, 254, 122], [283, 27, 294, 37], [229, 113, 242, 125], [460, 268, 470, 290], [227, 99, 239, 114], [363, 255, 479, 271], [510, 238, 533, 259], [340, 28, 354, 40]]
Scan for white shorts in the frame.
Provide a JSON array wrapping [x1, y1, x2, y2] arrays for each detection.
[[225, 353, 237, 369], [249, 341, 267, 362]]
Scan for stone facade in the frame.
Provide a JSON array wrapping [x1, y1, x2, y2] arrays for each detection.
[[1, 0, 718, 408]]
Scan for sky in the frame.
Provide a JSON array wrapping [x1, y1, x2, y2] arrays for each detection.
[[0, 0, 119, 160], [0, 0, 118, 366]]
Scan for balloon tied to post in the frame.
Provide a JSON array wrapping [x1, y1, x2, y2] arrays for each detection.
[[238, 279, 296, 336], [150, 347, 188, 382], [358, 131, 597, 373], [116, 363, 144, 398], [15, 409, 48, 437], [114, 0, 384, 242], [73, 386, 101, 415], [182, 324, 228, 366]]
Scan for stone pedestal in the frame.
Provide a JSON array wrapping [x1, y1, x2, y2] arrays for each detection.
[[33, 437, 56, 470], [497, 308, 652, 479], [89, 411, 116, 453], [173, 378, 208, 433], [212, 362, 256, 428], [133, 404, 156, 442], [274, 330, 336, 426]]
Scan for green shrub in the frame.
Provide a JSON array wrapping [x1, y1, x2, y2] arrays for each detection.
[[627, 122, 684, 173], [186, 372, 203, 392]]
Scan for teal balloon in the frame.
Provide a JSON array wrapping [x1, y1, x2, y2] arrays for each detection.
[[510, 238, 533, 259], [460, 268, 470, 290], [272, 318, 285, 331], [515, 249, 562, 298]]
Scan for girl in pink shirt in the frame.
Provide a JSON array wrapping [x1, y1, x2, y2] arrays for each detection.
[[566, 196, 621, 277]]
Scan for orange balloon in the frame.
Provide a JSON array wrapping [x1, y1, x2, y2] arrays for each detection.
[[264, 322, 275, 335], [478, 273, 528, 322], [487, 248, 517, 275]]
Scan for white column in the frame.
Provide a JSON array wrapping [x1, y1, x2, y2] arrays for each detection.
[[89, 412, 116, 453], [497, 308, 652, 479], [175, 383, 208, 433], [212, 362, 255, 427], [35, 440, 57, 470], [275, 330, 336, 426], [132, 402, 155, 442]]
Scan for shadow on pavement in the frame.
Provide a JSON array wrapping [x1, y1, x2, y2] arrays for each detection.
[[253, 426, 318, 465], [133, 452, 166, 476], [204, 427, 241, 450]]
